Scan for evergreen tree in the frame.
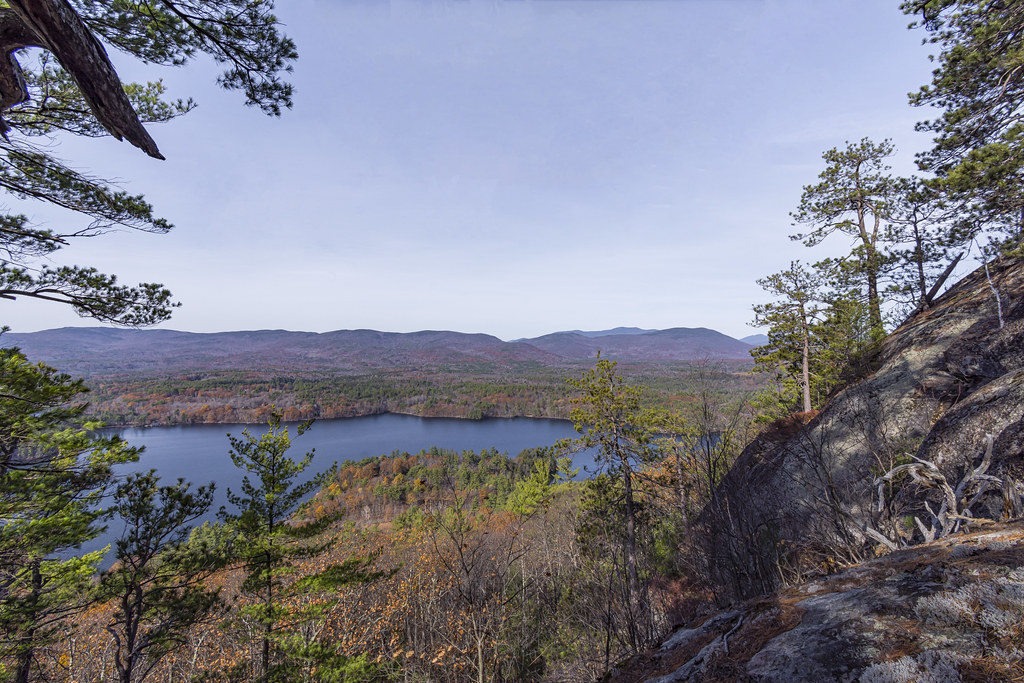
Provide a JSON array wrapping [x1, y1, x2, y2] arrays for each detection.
[[0, 344, 139, 682], [0, 1, 296, 324], [791, 138, 898, 336], [808, 287, 875, 400], [884, 176, 965, 313], [904, 0, 1024, 251], [751, 260, 827, 413], [504, 456, 574, 517], [220, 413, 375, 682], [751, 259, 880, 418], [562, 357, 658, 654], [100, 471, 222, 683]]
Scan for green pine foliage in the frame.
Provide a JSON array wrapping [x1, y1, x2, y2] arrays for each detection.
[[0, 1, 296, 325], [750, 260, 879, 419], [903, 0, 1024, 252], [0, 344, 140, 682], [561, 357, 661, 655], [219, 412, 380, 682], [100, 472, 223, 683], [751, 260, 827, 414], [790, 138, 898, 337]]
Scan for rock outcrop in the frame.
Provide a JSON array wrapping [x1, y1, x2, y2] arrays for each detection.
[[610, 523, 1024, 682], [703, 257, 1024, 600]]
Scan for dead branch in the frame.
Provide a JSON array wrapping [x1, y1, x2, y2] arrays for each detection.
[[874, 434, 1006, 544]]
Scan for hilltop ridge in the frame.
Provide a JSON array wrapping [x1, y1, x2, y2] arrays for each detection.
[[1, 325, 755, 377]]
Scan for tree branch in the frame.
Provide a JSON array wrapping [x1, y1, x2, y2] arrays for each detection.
[[4, 0, 163, 158]]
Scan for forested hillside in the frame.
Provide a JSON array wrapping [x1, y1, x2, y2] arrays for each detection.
[[1, 327, 759, 426]]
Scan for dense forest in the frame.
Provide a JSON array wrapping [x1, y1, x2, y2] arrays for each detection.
[[0, 327, 759, 427], [2, 0, 1024, 681], [79, 360, 758, 427]]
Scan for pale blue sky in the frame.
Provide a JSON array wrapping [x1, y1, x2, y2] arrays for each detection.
[[5, 0, 942, 340]]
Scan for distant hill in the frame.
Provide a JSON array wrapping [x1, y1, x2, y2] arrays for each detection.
[[525, 327, 754, 362], [567, 327, 656, 338], [741, 333, 769, 347], [2, 326, 755, 376]]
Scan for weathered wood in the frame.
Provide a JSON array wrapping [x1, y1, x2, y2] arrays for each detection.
[[0, 9, 40, 134], [4, 0, 163, 158], [875, 435, 1008, 543], [864, 526, 898, 551], [917, 251, 964, 313], [1003, 475, 1023, 520]]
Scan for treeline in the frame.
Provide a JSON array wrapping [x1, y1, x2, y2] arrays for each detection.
[[83, 372, 574, 426], [80, 362, 757, 428], [315, 446, 560, 524]]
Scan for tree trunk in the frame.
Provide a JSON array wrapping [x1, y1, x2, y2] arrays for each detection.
[[914, 225, 928, 305], [14, 561, 41, 683], [621, 458, 645, 649], [865, 249, 884, 335], [920, 251, 962, 311], [800, 303, 812, 413], [262, 579, 272, 683], [5, 0, 163, 157], [675, 451, 689, 523], [477, 635, 485, 683], [856, 183, 884, 336]]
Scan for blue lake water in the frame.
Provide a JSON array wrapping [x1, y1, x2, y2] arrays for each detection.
[[89, 414, 593, 565], [112, 413, 586, 489]]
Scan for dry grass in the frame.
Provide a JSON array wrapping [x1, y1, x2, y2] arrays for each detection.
[[961, 656, 1024, 682]]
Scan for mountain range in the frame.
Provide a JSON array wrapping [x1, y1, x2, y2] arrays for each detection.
[[2, 326, 757, 376]]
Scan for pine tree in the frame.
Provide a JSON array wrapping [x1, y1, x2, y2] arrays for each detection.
[[562, 357, 658, 654], [884, 177, 965, 313], [0, 1, 296, 324], [809, 288, 875, 401], [219, 412, 376, 682], [751, 261, 827, 413], [0, 344, 139, 682], [100, 471, 222, 683], [791, 138, 898, 337], [903, 0, 1024, 251]]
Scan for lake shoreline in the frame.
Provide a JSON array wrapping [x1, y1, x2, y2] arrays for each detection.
[[87, 412, 588, 569], [100, 408, 575, 430]]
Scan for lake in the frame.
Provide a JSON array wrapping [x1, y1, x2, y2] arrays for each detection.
[[90, 414, 591, 565]]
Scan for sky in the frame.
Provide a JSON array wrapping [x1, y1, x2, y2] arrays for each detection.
[[3, 0, 946, 341]]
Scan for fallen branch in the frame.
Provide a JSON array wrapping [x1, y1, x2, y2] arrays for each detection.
[[722, 614, 744, 656], [873, 435, 1005, 545], [865, 526, 899, 551]]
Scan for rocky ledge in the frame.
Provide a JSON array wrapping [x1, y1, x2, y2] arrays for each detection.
[[610, 522, 1024, 682]]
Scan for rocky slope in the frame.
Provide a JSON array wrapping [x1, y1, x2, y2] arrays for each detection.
[[611, 523, 1024, 682], [624, 257, 1024, 681], [705, 256, 1024, 600]]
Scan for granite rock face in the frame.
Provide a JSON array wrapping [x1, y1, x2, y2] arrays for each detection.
[[704, 257, 1024, 599], [620, 259, 1024, 681], [611, 524, 1024, 682]]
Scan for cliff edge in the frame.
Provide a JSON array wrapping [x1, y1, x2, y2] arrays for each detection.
[[611, 523, 1024, 682]]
